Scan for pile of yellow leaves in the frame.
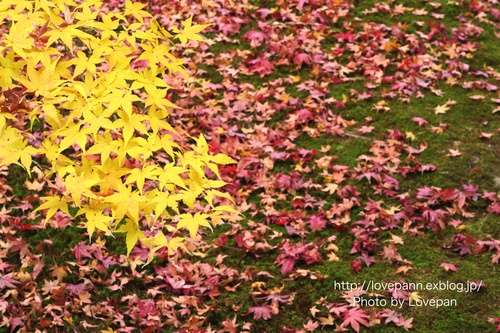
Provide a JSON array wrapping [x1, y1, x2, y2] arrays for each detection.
[[0, 0, 235, 261]]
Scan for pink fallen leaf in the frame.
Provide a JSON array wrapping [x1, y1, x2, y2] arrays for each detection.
[[32, 259, 44, 280], [247, 304, 273, 320], [479, 131, 493, 139], [491, 7, 500, 20], [398, 316, 414, 331], [308, 214, 327, 231], [281, 258, 296, 274], [342, 308, 370, 333], [412, 8, 428, 15], [357, 126, 375, 134], [379, 309, 401, 325], [357, 253, 376, 267], [439, 262, 458, 272], [244, 30, 267, 47], [303, 319, 319, 331], [492, 252, 500, 264], [411, 117, 428, 126], [293, 53, 312, 67], [221, 315, 239, 333], [0, 274, 21, 289], [446, 149, 461, 157]]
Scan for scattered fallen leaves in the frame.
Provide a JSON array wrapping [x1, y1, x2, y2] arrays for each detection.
[[1, 0, 499, 332]]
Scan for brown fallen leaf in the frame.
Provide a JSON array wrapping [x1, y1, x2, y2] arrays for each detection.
[[318, 313, 335, 327], [51, 265, 69, 280]]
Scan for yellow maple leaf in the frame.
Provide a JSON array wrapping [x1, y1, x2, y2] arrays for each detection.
[[409, 292, 422, 302], [158, 163, 187, 189], [94, 13, 120, 39], [56, 123, 89, 153], [77, 205, 112, 239], [384, 40, 400, 52], [124, 0, 151, 23], [144, 233, 187, 264], [0, 51, 25, 89], [116, 218, 146, 256], [3, 17, 33, 58], [193, 133, 236, 178], [124, 164, 161, 193], [172, 15, 210, 45], [105, 89, 141, 118], [205, 190, 235, 207], [104, 184, 143, 222], [179, 185, 204, 209], [113, 113, 147, 144], [250, 282, 267, 290], [17, 57, 67, 98], [0, 127, 38, 177], [144, 86, 178, 112], [405, 131, 416, 141], [177, 212, 211, 239], [43, 24, 94, 50], [210, 153, 237, 165], [34, 196, 70, 223], [434, 103, 450, 114], [74, 0, 100, 23], [63, 174, 98, 206], [73, 51, 103, 77]]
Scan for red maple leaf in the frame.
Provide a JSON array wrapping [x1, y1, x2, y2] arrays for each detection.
[[350, 260, 362, 272], [333, 31, 358, 42]]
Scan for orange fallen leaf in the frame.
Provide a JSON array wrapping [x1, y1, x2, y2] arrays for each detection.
[[396, 265, 413, 275]]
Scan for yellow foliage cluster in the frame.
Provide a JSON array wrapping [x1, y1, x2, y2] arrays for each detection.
[[0, 0, 235, 261]]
